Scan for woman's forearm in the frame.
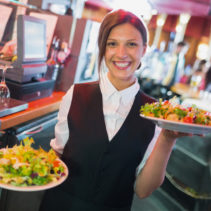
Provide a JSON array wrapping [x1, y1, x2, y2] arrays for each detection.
[[135, 129, 177, 198]]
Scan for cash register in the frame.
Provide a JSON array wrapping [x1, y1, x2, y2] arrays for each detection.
[[4, 15, 55, 102]]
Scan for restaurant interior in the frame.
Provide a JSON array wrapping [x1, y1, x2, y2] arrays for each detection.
[[0, 0, 211, 211]]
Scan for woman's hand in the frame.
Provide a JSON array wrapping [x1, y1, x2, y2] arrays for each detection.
[[159, 128, 192, 142]]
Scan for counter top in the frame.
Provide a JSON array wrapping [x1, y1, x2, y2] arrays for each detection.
[[0, 91, 65, 131], [171, 83, 199, 99]]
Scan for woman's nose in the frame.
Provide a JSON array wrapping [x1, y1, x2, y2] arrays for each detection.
[[116, 45, 127, 58]]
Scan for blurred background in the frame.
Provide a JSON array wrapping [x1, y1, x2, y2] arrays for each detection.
[[0, 1, 211, 211]]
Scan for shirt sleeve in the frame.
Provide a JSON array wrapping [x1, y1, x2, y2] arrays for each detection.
[[135, 126, 162, 176], [50, 85, 74, 154]]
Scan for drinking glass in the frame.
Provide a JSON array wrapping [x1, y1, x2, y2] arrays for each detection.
[[190, 75, 201, 92], [0, 63, 11, 103]]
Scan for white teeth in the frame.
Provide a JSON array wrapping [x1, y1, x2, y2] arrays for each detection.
[[115, 62, 129, 67]]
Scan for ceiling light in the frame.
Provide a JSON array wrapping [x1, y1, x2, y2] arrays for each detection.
[[107, 0, 152, 19]]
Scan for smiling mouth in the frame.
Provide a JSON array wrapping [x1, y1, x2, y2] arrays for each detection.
[[113, 61, 131, 69]]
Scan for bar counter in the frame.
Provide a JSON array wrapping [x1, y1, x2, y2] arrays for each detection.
[[0, 91, 65, 131], [171, 83, 199, 99]]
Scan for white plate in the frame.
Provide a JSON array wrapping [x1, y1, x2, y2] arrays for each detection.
[[0, 159, 68, 192], [140, 114, 211, 135]]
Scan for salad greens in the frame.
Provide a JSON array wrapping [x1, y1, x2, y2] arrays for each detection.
[[0, 137, 66, 187], [140, 99, 211, 125]]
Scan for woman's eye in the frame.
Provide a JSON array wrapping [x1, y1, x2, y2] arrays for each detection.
[[128, 42, 137, 47], [107, 42, 117, 47]]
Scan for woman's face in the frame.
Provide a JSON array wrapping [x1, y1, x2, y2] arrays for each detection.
[[105, 23, 146, 90]]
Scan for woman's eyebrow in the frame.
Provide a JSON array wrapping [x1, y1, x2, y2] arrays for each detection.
[[107, 38, 138, 41]]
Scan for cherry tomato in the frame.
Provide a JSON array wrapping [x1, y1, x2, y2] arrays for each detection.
[[188, 107, 192, 112], [163, 100, 169, 105]]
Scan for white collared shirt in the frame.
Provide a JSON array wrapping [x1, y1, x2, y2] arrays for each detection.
[[100, 71, 140, 140]]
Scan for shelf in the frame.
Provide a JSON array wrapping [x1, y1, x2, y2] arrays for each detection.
[[0, 91, 65, 130]]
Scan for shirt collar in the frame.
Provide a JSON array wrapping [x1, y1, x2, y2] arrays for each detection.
[[99, 64, 140, 105]]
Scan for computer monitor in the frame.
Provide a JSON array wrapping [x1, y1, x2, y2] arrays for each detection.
[[29, 12, 58, 56], [17, 15, 47, 64]]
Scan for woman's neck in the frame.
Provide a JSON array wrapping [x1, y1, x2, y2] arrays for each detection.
[[107, 73, 136, 91]]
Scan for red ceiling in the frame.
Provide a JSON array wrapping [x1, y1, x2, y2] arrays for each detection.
[[86, 0, 211, 16], [85, 0, 112, 11], [148, 0, 211, 16]]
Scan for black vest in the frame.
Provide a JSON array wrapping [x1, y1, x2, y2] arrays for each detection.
[[40, 82, 156, 211]]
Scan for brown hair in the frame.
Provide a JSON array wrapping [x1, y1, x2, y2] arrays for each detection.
[[97, 9, 148, 70]]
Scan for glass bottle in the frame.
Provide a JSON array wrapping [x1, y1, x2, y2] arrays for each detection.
[[0, 63, 10, 102]]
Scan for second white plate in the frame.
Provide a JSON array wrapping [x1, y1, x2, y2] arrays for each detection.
[[140, 114, 211, 135]]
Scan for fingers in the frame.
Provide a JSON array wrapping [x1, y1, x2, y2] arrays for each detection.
[[162, 129, 191, 138]]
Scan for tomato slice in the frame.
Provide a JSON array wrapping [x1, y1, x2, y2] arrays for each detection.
[[53, 160, 60, 167], [183, 116, 193, 123]]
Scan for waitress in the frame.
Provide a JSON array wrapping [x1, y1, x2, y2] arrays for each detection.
[[39, 9, 189, 211]]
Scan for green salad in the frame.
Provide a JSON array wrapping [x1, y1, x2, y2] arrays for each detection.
[[140, 99, 211, 125], [0, 137, 66, 187]]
